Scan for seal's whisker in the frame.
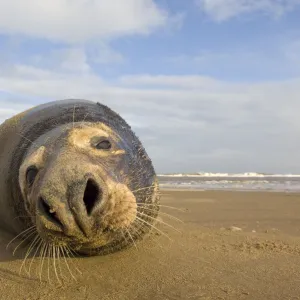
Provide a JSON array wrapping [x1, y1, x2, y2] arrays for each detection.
[[28, 237, 43, 276], [132, 191, 160, 198], [124, 224, 141, 245], [72, 105, 76, 129], [57, 246, 66, 282], [120, 230, 129, 246], [81, 112, 90, 125], [55, 245, 63, 282], [137, 212, 182, 234], [120, 200, 185, 212], [129, 222, 165, 251], [16, 133, 50, 154], [39, 241, 47, 282], [134, 206, 183, 223], [6, 225, 36, 249], [126, 222, 160, 251], [61, 246, 77, 281], [47, 244, 52, 284], [52, 245, 57, 283], [134, 216, 173, 241], [66, 245, 79, 257], [37, 241, 44, 280], [12, 229, 37, 256], [65, 246, 82, 275], [125, 227, 138, 250], [23, 235, 41, 274], [52, 244, 61, 285], [131, 185, 156, 193], [137, 203, 185, 212], [19, 234, 40, 275]]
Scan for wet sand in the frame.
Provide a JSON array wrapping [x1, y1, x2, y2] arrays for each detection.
[[1, 190, 300, 299]]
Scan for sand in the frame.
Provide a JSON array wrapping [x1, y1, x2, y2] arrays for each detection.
[[1, 190, 300, 299]]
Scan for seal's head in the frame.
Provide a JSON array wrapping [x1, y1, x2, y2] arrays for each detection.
[[13, 100, 159, 256]]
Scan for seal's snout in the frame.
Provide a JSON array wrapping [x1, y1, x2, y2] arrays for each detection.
[[37, 176, 106, 239]]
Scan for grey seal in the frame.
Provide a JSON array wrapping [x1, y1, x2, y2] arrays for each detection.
[[0, 99, 159, 257]]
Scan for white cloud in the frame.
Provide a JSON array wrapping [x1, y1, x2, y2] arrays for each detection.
[[0, 93, 32, 118], [55, 48, 91, 73], [29, 45, 124, 73], [284, 39, 300, 66], [119, 74, 227, 90], [0, 107, 24, 119], [165, 45, 300, 78], [1, 62, 300, 173], [0, 0, 169, 43], [87, 43, 125, 65], [196, 0, 300, 21]]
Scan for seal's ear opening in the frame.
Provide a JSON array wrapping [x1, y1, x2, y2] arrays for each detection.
[[83, 179, 102, 215]]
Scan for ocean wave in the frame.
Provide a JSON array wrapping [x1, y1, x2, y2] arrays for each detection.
[[158, 180, 300, 192], [158, 172, 300, 178]]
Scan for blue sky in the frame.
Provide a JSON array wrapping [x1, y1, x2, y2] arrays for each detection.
[[1, 0, 300, 174]]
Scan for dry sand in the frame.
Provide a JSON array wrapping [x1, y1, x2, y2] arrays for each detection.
[[1, 190, 300, 299]]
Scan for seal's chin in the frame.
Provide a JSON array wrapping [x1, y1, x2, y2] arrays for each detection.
[[35, 216, 130, 254], [35, 224, 111, 251], [34, 179, 138, 253]]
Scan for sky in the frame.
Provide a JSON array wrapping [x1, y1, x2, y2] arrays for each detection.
[[0, 0, 300, 174]]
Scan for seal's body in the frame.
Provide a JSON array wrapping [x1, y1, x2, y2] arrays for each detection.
[[0, 100, 159, 256]]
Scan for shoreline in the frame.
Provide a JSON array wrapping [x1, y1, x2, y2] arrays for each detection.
[[160, 186, 300, 193]]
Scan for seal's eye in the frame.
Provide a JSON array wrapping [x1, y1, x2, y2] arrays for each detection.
[[26, 166, 38, 187], [95, 140, 112, 150]]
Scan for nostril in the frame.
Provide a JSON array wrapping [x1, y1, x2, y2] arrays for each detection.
[[39, 197, 63, 227], [83, 179, 101, 215]]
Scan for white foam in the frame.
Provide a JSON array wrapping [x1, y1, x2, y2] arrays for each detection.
[[158, 172, 300, 178]]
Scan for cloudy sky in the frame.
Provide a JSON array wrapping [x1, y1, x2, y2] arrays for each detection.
[[0, 0, 300, 174]]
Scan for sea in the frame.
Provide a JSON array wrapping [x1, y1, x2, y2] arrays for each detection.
[[158, 172, 300, 192]]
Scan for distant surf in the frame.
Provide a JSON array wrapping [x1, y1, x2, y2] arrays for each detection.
[[158, 172, 300, 178], [158, 172, 300, 192]]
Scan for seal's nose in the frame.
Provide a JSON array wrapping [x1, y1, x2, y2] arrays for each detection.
[[38, 178, 104, 236]]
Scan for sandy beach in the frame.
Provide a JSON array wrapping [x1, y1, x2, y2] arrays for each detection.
[[1, 190, 300, 300]]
